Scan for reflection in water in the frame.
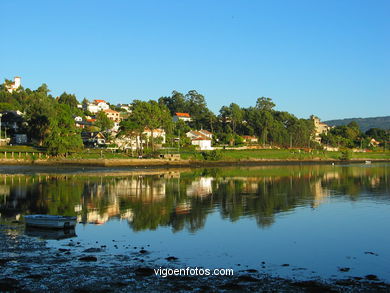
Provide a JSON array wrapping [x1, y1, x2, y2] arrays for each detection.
[[1, 164, 390, 281], [25, 227, 76, 240], [0, 164, 389, 232]]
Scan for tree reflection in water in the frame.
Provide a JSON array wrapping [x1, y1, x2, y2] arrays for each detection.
[[0, 164, 389, 232]]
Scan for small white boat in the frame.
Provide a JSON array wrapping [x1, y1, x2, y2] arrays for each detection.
[[24, 215, 77, 229], [365, 160, 372, 164]]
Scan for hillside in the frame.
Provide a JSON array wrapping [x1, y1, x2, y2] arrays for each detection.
[[325, 116, 390, 132]]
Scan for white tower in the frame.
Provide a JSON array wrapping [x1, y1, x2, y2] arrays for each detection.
[[6, 76, 22, 93], [14, 76, 21, 88]]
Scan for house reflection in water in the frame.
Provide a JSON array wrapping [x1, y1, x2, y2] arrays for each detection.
[[108, 176, 166, 202], [187, 177, 213, 198], [78, 176, 166, 224], [1, 166, 389, 232], [311, 171, 340, 208]]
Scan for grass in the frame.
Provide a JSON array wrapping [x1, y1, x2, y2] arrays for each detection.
[[0, 145, 41, 152], [178, 149, 390, 161], [1, 145, 390, 162]]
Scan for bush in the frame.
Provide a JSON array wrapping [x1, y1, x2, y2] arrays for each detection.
[[201, 150, 222, 161], [143, 149, 161, 158], [340, 149, 352, 161]]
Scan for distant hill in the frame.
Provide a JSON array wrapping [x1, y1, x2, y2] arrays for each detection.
[[325, 116, 390, 132]]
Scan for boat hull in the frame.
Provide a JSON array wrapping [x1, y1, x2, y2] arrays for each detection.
[[24, 215, 77, 229]]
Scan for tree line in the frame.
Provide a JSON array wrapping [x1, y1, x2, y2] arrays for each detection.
[[1, 79, 389, 156]]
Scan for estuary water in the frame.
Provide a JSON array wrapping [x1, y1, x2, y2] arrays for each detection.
[[1, 163, 390, 282]]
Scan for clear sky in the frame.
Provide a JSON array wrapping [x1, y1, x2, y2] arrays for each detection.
[[1, 0, 389, 120]]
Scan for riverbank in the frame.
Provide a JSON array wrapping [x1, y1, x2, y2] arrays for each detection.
[[1, 157, 390, 168], [1, 148, 390, 167], [1, 222, 390, 293]]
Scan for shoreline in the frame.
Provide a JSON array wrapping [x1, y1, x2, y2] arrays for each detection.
[[1, 158, 390, 168], [1, 223, 390, 293]]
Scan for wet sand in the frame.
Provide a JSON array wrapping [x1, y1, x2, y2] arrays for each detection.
[[1, 223, 390, 292]]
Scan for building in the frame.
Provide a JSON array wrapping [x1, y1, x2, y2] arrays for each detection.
[[311, 115, 331, 143], [187, 177, 213, 197], [369, 138, 381, 147], [143, 128, 166, 144], [191, 136, 212, 150], [5, 77, 21, 93], [81, 131, 106, 147], [198, 129, 212, 139], [173, 112, 192, 122], [87, 99, 110, 114], [114, 128, 166, 150], [186, 130, 213, 150], [86, 104, 99, 113], [117, 104, 132, 113], [103, 109, 121, 122], [242, 135, 258, 143]]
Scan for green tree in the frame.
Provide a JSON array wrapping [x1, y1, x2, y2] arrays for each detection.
[[158, 90, 187, 115], [95, 110, 114, 131], [256, 97, 275, 111], [58, 92, 79, 109], [219, 103, 243, 133], [24, 93, 55, 145], [44, 104, 83, 156], [35, 83, 50, 95]]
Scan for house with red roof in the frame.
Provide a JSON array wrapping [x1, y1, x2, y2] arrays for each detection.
[[242, 135, 258, 143], [186, 130, 213, 150], [173, 112, 192, 122], [87, 99, 110, 113], [103, 109, 121, 122]]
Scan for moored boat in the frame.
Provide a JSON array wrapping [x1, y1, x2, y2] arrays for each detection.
[[24, 214, 77, 229]]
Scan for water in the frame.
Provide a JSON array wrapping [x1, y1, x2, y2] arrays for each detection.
[[1, 163, 390, 281]]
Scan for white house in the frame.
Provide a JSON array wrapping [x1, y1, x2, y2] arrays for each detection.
[[198, 129, 212, 139], [242, 135, 258, 143], [186, 130, 201, 140], [173, 112, 192, 122], [114, 128, 166, 150], [187, 177, 213, 197], [87, 99, 110, 114], [6, 77, 21, 93], [87, 104, 99, 113], [117, 104, 132, 113], [186, 130, 213, 150], [143, 128, 166, 144], [191, 137, 212, 150]]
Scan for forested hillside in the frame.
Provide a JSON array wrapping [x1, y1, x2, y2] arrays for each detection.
[[325, 116, 390, 132]]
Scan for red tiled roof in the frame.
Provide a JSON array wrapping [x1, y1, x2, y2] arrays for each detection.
[[199, 129, 212, 135], [193, 136, 211, 141], [144, 128, 165, 133], [104, 109, 119, 114], [94, 99, 106, 103], [175, 112, 190, 117], [242, 136, 257, 139]]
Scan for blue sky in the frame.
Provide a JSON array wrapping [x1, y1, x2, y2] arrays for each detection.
[[1, 0, 389, 120]]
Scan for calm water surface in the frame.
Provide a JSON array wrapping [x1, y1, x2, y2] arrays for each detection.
[[1, 163, 390, 281]]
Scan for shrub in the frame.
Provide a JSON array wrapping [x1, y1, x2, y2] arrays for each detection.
[[201, 150, 222, 161], [340, 149, 352, 161]]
